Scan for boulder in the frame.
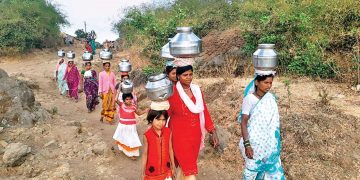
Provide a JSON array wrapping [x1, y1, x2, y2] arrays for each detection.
[[0, 68, 9, 79], [3, 142, 31, 166], [0, 69, 49, 127]]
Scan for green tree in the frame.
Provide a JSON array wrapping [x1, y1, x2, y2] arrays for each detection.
[[74, 29, 87, 39], [0, 0, 68, 55]]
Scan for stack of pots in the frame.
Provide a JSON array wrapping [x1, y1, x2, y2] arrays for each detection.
[[118, 59, 132, 73], [121, 79, 134, 94], [118, 59, 133, 94], [169, 27, 202, 58], [145, 73, 173, 102], [99, 49, 112, 60], [82, 51, 93, 61], [66, 51, 75, 59], [252, 44, 278, 71], [58, 50, 65, 57]]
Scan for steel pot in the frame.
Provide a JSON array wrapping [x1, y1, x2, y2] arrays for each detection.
[[58, 50, 65, 57], [169, 27, 202, 58], [82, 51, 93, 61], [253, 44, 278, 71], [121, 79, 133, 94], [66, 51, 75, 59], [118, 59, 132, 72], [161, 38, 174, 59], [99, 49, 112, 60], [145, 73, 173, 101]]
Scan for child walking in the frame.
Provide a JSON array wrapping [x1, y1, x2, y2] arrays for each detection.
[[141, 110, 175, 180], [113, 93, 148, 159]]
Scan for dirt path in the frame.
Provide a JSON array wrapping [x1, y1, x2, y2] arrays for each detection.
[[0, 49, 225, 180]]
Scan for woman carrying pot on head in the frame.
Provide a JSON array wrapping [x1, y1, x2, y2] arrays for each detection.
[[167, 63, 219, 180], [56, 58, 69, 96], [238, 70, 285, 180], [98, 61, 117, 124], [64, 60, 80, 102], [83, 62, 99, 113]]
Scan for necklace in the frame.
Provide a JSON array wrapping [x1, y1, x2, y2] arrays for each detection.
[[254, 91, 264, 99]]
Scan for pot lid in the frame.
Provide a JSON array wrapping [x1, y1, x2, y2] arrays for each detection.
[[258, 44, 275, 49], [176, 27, 192, 33], [121, 59, 129, 62]]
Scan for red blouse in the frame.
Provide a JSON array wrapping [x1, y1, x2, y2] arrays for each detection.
[[144, 127, 172, 176]]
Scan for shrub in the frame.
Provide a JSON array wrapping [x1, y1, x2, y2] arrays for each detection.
[[0, 0, 67, 55]]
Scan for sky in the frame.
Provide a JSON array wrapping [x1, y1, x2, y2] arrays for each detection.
[[50, 0, 155, 43]]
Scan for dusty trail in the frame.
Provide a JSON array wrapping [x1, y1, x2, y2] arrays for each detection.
[[0, 48, 224, 179]]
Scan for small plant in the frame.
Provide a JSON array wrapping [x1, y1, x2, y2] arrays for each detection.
[[318, 86, 330, 106], [283, 78, 291, 114], [50, 107, 58, 115]]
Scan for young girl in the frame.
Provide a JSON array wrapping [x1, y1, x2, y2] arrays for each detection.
[[98, 62, 116, 123], [238, 72, 285, 179], [113, 93, 148, 159], [142, 110, 175, 180], [83, 62, 99, 113]]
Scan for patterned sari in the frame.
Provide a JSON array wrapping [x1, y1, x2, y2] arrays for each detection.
[[84, 70, 99, 110], [239, 92, 285, 180], [64, 65, 80, 99], [101, 89, 116, 122], [57, 63, 69, 95]]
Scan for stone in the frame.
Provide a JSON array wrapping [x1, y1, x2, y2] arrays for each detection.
[[3, 142, 31, 166], [44, 140, 57, 148], [0, 70, 49, 127], [92, 142, 107, 155], [0, 127, 3, 133], [0, 68, 9, 79], [357, 84, 360, 91], [0, 140, 8, 147]]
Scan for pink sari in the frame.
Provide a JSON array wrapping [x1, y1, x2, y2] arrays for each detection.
[[64, 65, 80, 99]]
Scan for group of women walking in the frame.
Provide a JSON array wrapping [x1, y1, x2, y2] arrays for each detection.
[[55, 54, 285, 179]]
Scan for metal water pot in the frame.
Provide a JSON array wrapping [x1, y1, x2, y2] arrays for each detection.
[[118, 59, 132, 72], [121, 79, 133, 94], [253, 44, 278, 71], [161, 38, 174, 59], [82, 51, 93, 61], [66, 51, 75, 59], [58, 50, 65, 57], [169, 27, 202, 58], [145, 73, 173, 101], [99, 49, 112, 60]]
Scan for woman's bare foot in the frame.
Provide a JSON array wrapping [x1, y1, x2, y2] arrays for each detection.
[[130, 156, 137, 160], [100, 117, 103, 122]]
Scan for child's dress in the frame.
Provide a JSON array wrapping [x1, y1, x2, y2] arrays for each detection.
[[144, 127, 173, 180], [113, 102, 142, 157]]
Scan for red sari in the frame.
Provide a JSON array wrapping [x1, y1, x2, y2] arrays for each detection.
[[64, 65, 80, 99], [167, 86, 215, 176]]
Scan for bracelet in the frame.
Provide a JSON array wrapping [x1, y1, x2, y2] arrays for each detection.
[[243, 140, 251, 147]]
